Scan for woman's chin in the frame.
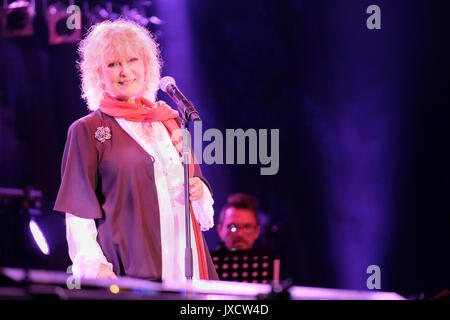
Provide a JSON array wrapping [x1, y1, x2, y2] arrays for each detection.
[[114, 92, 140, 102]]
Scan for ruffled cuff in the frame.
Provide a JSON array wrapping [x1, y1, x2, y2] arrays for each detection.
[[72, 251, 114, 279], [191, 181, 215, 231], [65, 213, 114, 279]]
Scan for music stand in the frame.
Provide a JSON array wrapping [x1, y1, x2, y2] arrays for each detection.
[[210, 249, 278, 284]]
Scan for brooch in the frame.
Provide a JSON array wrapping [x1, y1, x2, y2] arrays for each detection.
[[94, 126, 111, 143]]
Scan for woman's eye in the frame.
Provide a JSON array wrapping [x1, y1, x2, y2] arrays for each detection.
[[108, 62, 119, 67], [129, 57, 138, 62]]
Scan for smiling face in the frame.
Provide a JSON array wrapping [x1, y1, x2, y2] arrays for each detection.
[[99, 47, 146, 102]]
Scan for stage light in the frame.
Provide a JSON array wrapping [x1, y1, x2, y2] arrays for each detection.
[[0, 0, 35, 38], [0, 187, 50, 261], [82, 1, 160, 28], [121, 5, 150, 26], [83, 2, 117, 25], [46, 1, 81, 45], [29, 218, 50, 256]]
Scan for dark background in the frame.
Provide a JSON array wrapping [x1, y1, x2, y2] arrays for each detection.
[[0, 0, 449, 298]]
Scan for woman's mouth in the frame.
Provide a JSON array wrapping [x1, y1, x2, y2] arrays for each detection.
[[118, 79, 136, 85]]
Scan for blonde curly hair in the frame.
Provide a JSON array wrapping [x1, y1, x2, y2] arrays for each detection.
[[77, 18, 162, 111]]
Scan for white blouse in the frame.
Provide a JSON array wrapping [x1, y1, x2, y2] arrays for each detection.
[[66, 119, 214, 282]]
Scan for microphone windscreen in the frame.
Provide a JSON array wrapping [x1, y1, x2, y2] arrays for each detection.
[[159, 76, 176, 92]]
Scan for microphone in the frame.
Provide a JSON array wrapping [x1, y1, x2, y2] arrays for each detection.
[[160, 76, 200, 121]]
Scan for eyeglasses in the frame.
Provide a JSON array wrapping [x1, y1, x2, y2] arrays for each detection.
[[227, 223, 258, 233]]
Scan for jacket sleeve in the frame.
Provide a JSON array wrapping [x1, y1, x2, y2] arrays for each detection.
[[65, 213, 113, 278], [54, 119, 103, 219]]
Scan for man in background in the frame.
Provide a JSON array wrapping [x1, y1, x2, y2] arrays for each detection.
[[216, 193, 261, 251]]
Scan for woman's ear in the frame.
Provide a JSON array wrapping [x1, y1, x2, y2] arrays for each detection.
[[97, 67, 105, 89]]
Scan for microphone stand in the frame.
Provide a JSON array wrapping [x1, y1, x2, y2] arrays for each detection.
[[160, 77, 201, 282], [181, 117, 193, 281], [178, 104, 201, 282]]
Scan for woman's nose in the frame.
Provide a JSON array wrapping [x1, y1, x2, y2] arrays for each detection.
[[119, 63, 131, 77]]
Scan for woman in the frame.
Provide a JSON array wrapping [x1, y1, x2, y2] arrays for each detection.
[[54, 19, 218, 282]]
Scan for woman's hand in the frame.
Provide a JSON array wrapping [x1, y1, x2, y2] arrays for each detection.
[[189, 177, 204, 201], [96, 263, 117, 280]]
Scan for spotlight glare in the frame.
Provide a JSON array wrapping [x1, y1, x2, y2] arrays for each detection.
[[8, 0, 30, 9], [48, 5, 57, 15], [98, 8, 109, 19], [149, 16, 162, 25], [29, 219, 50, 255], [109, 284, 120, 294]]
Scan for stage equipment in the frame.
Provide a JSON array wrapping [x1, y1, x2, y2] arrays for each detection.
[[0, 187, 50, 265], [0, 267, 407, 300], [210, 249, 278, 284], [82, 0, 161, 28], [160, 76, 201, 281], [45, 1, 81, 44], [0, 0, 35, 38]]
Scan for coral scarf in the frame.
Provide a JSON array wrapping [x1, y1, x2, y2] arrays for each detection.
[[99, 93, 209, 280]]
